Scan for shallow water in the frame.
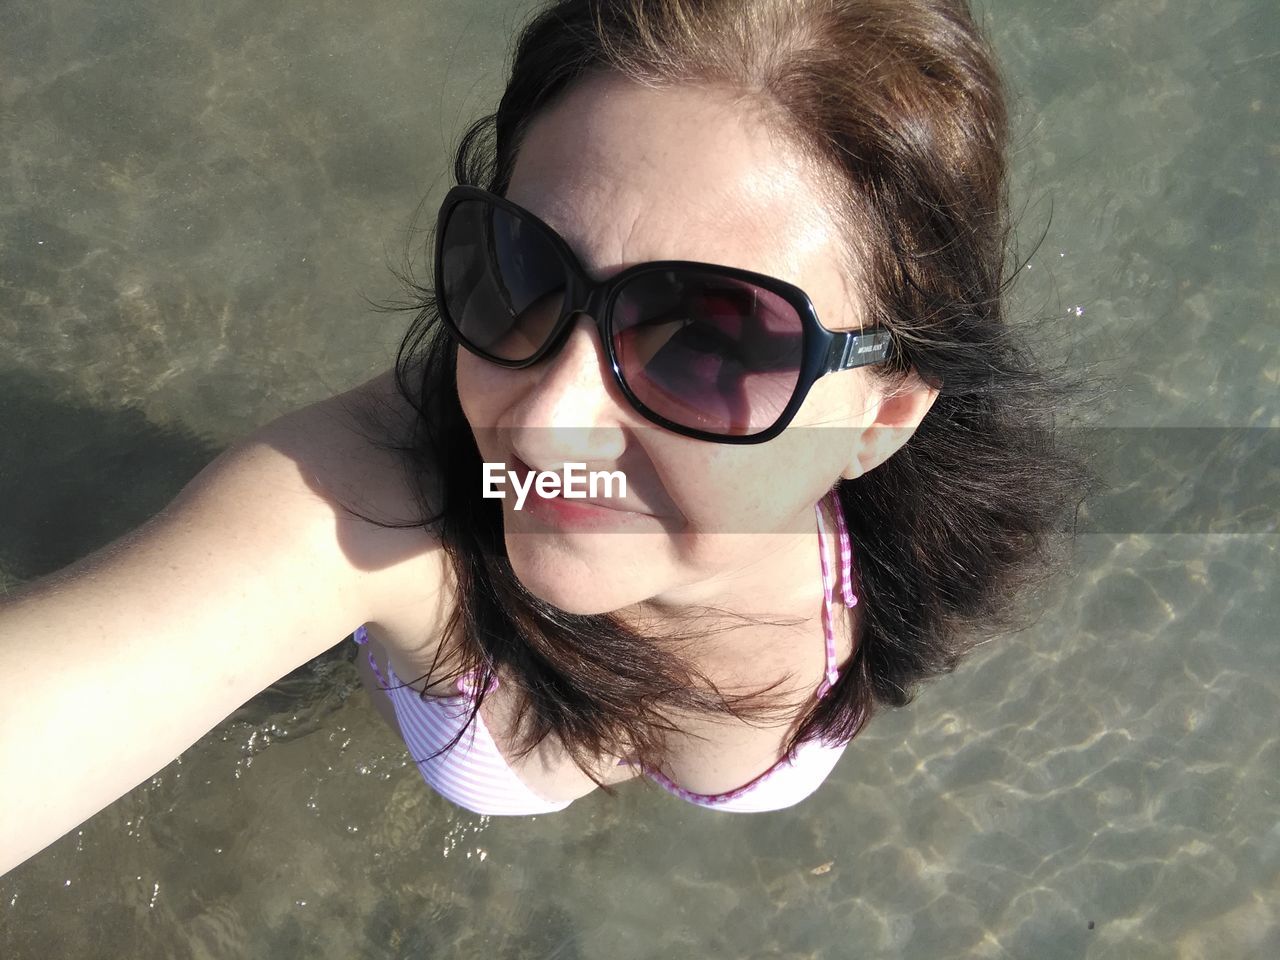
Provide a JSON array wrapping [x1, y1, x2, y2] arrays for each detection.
[[1, 0, 1276, 957]]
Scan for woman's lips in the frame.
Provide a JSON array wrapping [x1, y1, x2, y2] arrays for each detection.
[[525, 492, 630, 525], [508, 456, 653, 529]]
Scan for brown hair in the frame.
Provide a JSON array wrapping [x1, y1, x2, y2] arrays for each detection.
[[350, 0, 1089, 794]]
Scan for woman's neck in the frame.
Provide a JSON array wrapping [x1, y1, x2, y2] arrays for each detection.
[[625, 504, 842, 656]]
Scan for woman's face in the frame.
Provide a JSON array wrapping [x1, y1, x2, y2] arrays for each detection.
[[457, 71, 929, 617]]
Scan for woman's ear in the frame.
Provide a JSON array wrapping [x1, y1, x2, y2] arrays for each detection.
[[842, 373, 940, 480]]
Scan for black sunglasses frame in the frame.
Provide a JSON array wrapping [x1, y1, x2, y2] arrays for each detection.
[[434, 184, 893, 444]]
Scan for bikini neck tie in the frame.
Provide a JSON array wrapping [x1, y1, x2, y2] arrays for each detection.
[[815, 490, 857, 700]]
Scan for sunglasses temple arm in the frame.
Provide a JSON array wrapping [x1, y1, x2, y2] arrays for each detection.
[[823, 328, 894, 373]]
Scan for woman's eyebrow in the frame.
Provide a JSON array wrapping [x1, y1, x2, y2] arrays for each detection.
[[531, 197, 771, 283], [521, 203, 601, 273], [536, 211, 643, 282]]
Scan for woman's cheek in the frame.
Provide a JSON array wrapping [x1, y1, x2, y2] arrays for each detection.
[[659, 462, 759, 534], [456, 351, 508, 428]]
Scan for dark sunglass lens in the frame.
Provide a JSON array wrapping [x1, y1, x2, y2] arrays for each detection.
[[611, 271, 804, 436], [440, 199, 566, 361]]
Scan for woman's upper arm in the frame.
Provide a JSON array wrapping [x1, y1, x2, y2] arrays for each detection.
[[0, 399, 446, 876]]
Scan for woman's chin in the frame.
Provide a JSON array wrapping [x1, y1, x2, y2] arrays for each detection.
[[505, 544, 645, 616], [516, 579, 632, 616]]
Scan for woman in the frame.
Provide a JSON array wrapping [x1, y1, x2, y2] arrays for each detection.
[[0, 0, 1086, 872]]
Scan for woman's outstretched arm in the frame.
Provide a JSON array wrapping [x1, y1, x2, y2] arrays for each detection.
[[0, 412, 398, 876]]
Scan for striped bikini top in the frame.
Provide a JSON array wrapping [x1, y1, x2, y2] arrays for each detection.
[[354, 489, 860, 815]]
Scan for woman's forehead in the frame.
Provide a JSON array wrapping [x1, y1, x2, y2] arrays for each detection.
[[506, 78, 845, 289]]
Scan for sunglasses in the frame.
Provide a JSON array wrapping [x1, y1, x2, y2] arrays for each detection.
[[434, 184, 892, 444]]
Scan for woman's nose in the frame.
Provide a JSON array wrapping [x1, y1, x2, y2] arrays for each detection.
[[510, 312, 630, 463]]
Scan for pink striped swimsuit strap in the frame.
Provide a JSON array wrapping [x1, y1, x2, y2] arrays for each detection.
[[353, 625, 499, 699], [456, 667, 500, 698], [825, 488, 858, 608], [352, 625, 391, 691], [815, 491, 858, 701]]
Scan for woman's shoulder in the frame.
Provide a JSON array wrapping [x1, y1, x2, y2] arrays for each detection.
[[266, 367, 455, 661]]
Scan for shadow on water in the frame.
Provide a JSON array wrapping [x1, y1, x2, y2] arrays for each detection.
[[0, 366, 220, 585]]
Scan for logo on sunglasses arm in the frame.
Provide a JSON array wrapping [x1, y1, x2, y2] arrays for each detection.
[[482, 462, 628, 510]]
